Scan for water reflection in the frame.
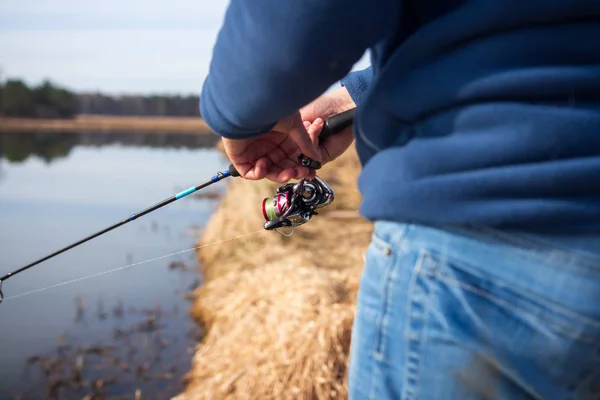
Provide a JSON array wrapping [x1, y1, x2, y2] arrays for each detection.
[[18, 282, 200, 400], [0, 131, 227, 399], [0, 131, 220, 165]]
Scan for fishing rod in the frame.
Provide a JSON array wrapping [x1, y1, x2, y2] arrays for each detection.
[[0, 108, 356, 303]]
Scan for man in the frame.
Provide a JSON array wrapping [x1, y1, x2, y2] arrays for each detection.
[[200, 1, 600, 398]]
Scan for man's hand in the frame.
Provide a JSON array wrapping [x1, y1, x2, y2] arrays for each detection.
[[221, 111, 322, 184], [221, 86, 355, 183], [300, 86, 356, 165]]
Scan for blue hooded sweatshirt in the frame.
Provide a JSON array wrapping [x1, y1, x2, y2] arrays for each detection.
[[200, 0, 600, 233]]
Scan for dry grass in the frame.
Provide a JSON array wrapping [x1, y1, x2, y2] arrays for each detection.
[[175, 146, 373, 400], [184, 264, 359, 399], [0, 115, 212, 133]]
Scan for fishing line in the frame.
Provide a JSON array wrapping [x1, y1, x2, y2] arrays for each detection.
[[0, 109, 355, 305], [1, 229, 265, 302]]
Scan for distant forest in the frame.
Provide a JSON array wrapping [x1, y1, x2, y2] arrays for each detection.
[[0, 79, 201, 119]]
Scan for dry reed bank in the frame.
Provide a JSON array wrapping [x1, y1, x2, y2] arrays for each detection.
[[0, 115, 212, 133], [176, 145, 374, 399]]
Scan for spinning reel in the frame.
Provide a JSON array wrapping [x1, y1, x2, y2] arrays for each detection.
[[256, 108, 355, 234], [261, 176, 335, 234]]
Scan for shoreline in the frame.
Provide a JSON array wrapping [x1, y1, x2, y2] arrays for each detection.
[[176, 146, 373, 399], [0, 115, 213, 134]]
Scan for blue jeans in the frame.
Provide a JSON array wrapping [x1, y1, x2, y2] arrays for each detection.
[[348, 221, 600, 400]]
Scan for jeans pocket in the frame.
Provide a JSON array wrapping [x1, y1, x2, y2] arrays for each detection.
[[418, 249, 600, 399]]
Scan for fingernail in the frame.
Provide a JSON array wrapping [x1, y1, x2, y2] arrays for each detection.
[[303, 121, 311, 128], [314, 118, 323, 125]]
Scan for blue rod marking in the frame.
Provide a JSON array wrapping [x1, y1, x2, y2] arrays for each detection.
[[175, 186, 197, 199], [211, 170, 231, 182], [129, 215, 136, 221]]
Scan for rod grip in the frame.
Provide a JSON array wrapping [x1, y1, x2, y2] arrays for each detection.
[[228, 107, 356, 176], [318, 107, 356, 144]]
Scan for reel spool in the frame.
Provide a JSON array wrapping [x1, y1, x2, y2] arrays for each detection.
[[262, 192, 291, 224]]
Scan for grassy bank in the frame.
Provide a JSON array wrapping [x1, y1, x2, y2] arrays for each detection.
[[175, 146, 373, 399], [0, 115, 212, 134]]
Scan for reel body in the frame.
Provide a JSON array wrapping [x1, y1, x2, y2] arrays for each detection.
[[261, 176, 334, 231]]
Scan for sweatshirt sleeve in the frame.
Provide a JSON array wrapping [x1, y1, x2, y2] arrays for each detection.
[[200, 0, 398, 139], [340, 66, 373, 107]]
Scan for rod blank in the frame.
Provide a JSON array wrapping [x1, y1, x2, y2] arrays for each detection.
[[0, 169, 232, 284]]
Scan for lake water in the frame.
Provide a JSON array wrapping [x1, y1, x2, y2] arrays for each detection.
[[0, 131, 228, 399]]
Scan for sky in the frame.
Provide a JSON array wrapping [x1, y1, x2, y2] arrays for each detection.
[[0, 0, 370, 96]]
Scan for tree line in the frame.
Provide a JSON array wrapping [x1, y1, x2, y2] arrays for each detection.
[[0, 131, 218, 165], [0, 79, 201, 119]]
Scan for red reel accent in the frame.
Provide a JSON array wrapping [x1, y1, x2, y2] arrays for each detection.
[[261, 198, 269, 222]]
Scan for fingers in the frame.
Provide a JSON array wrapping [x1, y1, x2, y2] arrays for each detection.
[[304, 118, 324, 145], [236, 158, 268, 180], [267, 163, 311, 183], [266, 145, 311, 181], [241, 152, 310, 183], [267, 168, 296, 183], [250, 158, 269, 179], [239, 163, 313, 184], [304, 120, 317, 147], [243, 156, 309, 184], [227, 113, 321, 184], [267, 166, 315, 183], [288, 117, 322, 164]]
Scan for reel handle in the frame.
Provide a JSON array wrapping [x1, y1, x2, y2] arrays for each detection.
[[228, 107, 356, 176]]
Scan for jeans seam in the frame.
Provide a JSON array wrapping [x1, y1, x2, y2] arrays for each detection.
[[371, 234, 394, 254], [412, 235, 600, 282], [364, 237, 395, 400], [427, 269, 600, 346], [367, 364, 381, 400], [454, 226, 600, 271], [424, 249, 600, 328], [373, 247, 395, 359], [402, 249, 428, 400]]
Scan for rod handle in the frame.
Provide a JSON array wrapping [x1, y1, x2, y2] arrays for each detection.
[[228, 107, 356, 176], [317, 107, 356, 144]]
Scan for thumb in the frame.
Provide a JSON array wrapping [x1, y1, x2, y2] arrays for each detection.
[[288, 114, 322, 163]]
